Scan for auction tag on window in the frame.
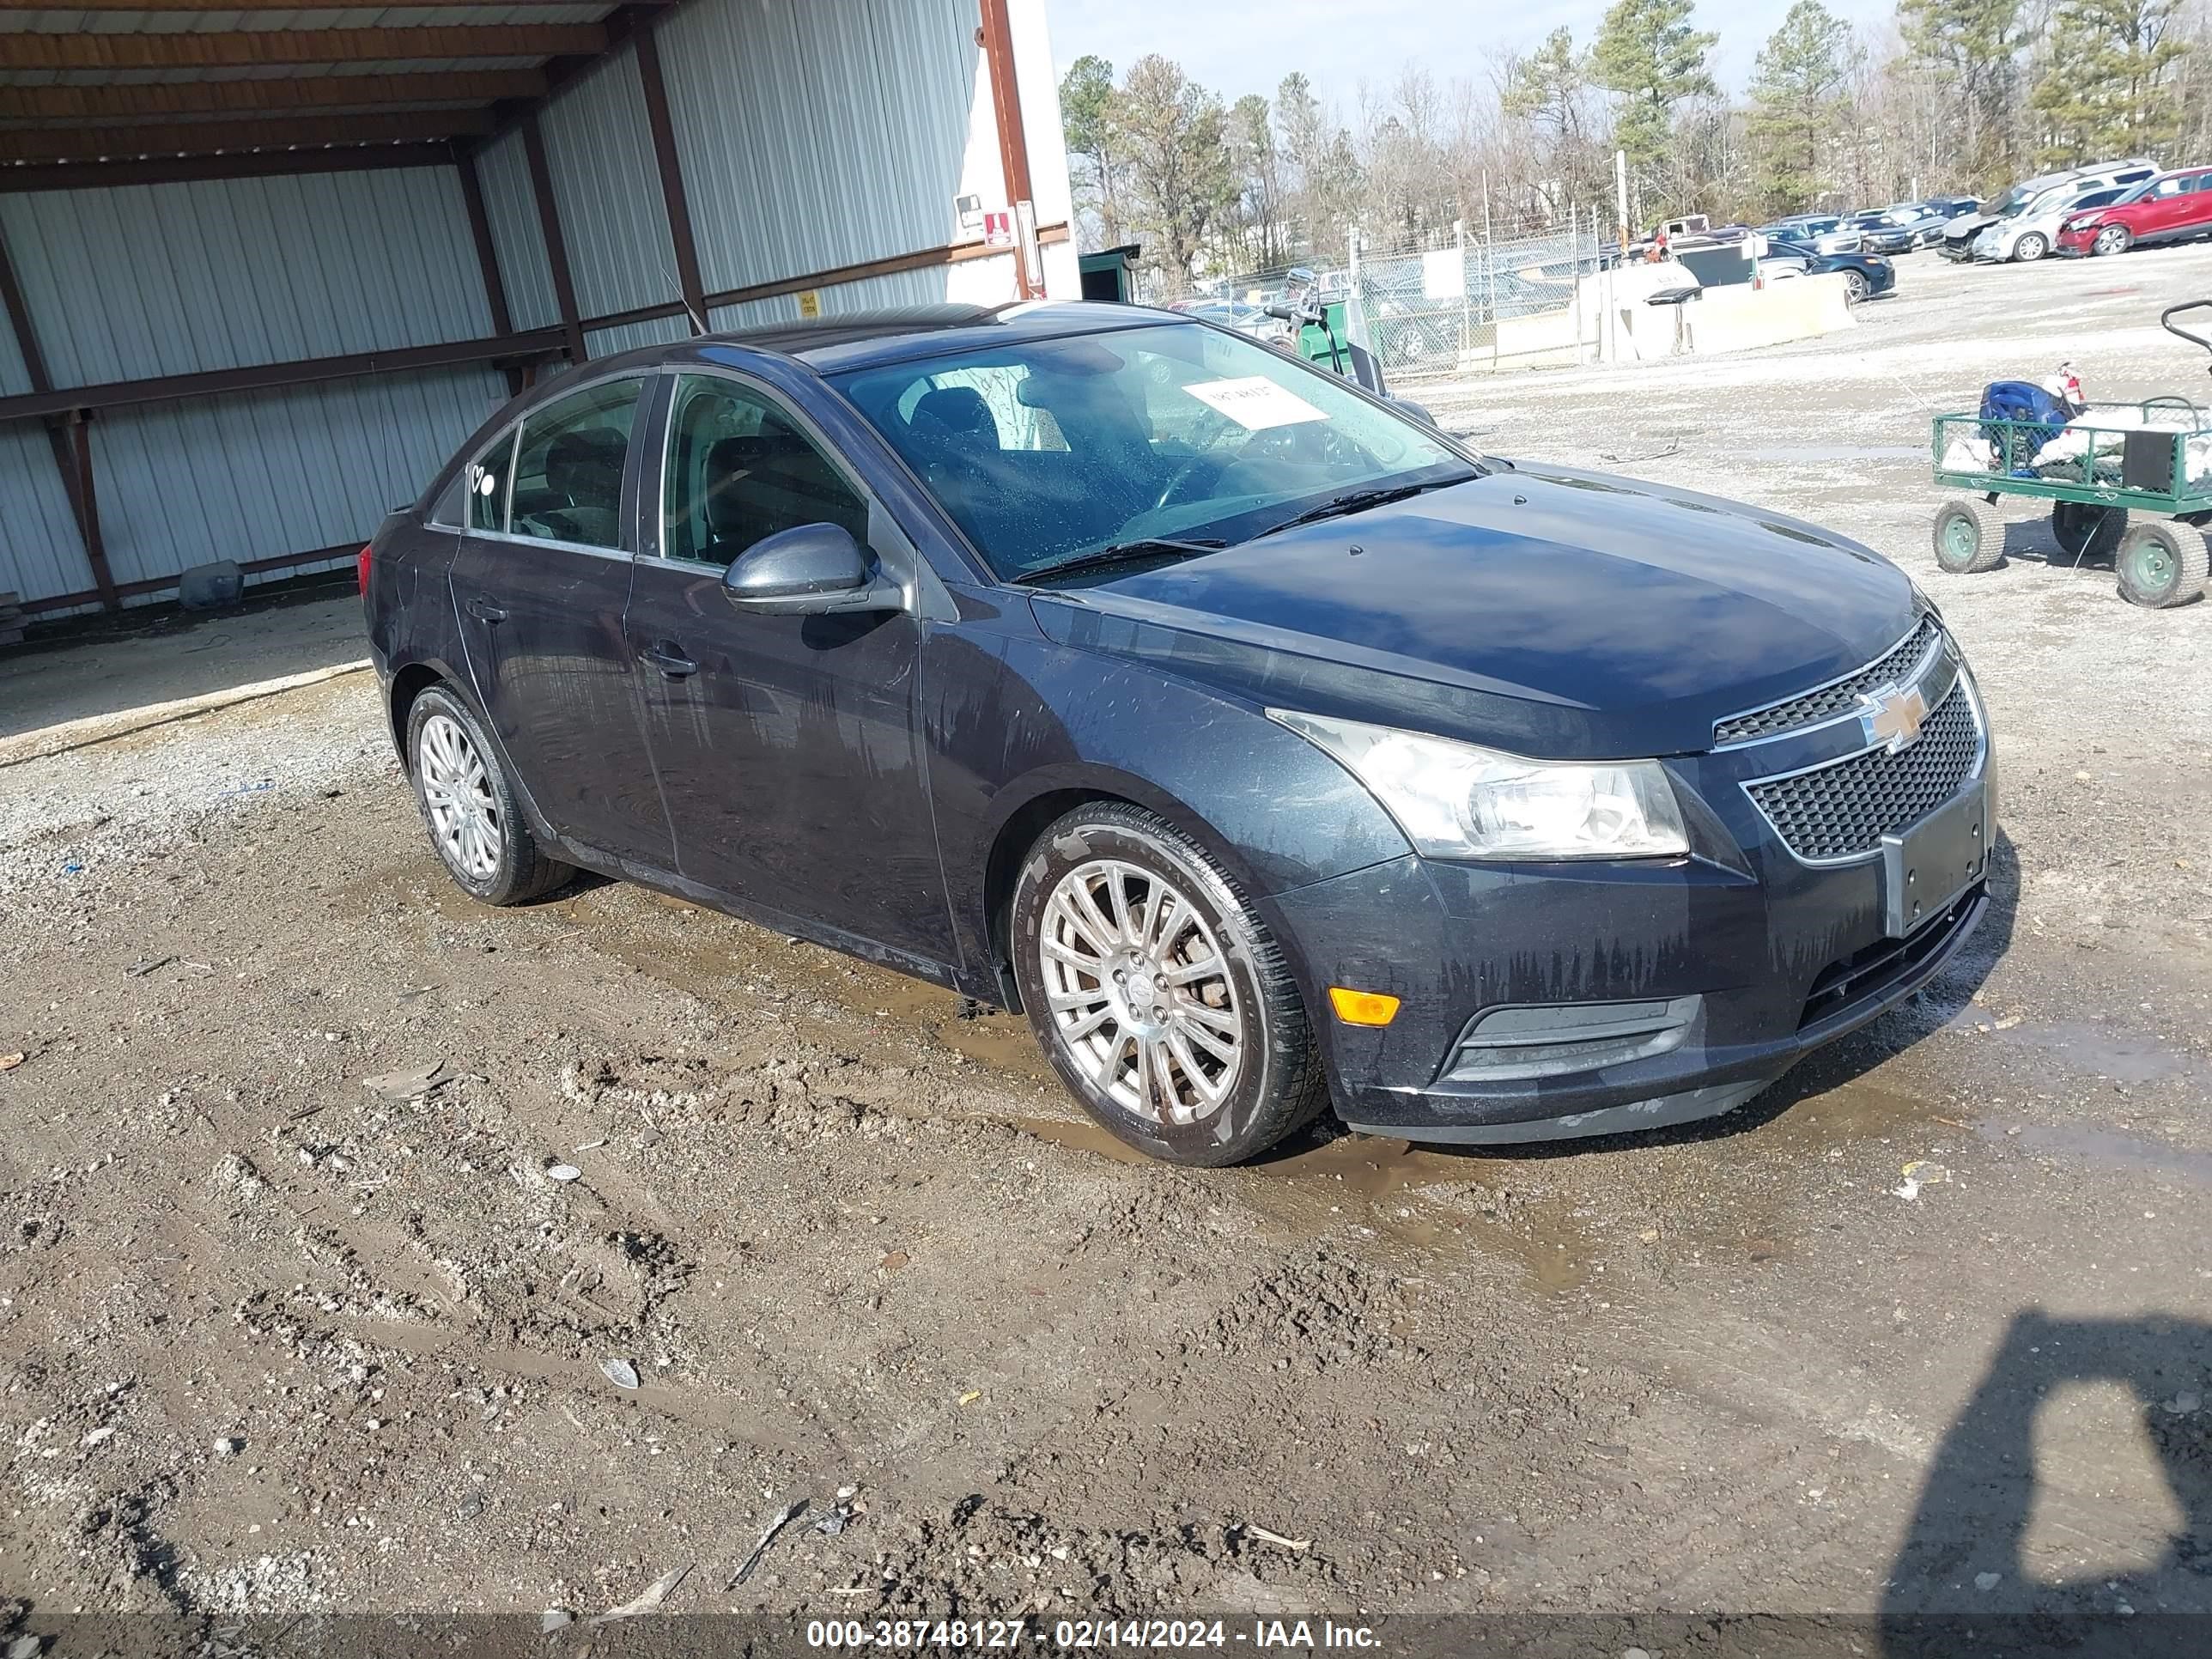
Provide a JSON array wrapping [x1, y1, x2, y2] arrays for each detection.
[[1183, 376, 1327, 431]]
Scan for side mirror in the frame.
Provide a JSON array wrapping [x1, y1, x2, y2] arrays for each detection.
[[1389, 393, 1437, 428], [721, 523, 903, 615]]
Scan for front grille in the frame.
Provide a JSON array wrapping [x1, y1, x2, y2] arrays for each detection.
[[1746, 684, 1981, 861], [1714, 615, 1942, 746]]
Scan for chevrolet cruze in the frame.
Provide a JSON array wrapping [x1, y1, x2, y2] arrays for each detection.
[[362, 302, 1995, 1165]]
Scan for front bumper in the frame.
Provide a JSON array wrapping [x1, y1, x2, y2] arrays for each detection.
[[1262, 646, 1994, 1146]]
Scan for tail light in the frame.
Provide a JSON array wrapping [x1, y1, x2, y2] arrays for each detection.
[[356, 543, 372, 594]]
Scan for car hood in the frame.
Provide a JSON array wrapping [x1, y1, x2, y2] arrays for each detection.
[[1025, 466, 1917, 760], [1945, 211, 1999, 239]]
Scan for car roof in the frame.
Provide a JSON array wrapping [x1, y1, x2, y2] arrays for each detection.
[[567, 301, 1185, 386]]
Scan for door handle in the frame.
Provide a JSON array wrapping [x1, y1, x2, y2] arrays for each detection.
[[641, 642, 697, 679], [465, 599, 507, 623]]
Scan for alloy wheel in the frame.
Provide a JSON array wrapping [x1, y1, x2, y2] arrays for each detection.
[[417, 712, 502, 881], [2094, 226, 2128, 256], [1036, 858, 1244, 1127]]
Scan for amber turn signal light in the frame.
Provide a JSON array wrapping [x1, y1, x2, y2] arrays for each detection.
[[1328, 987, 1401, 1027]]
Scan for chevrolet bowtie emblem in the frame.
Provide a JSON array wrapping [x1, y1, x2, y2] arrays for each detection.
[[1858, 683, 1928, 753]]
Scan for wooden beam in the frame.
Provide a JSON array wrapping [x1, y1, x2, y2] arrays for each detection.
[[0, 216, 120, 609], [633, 25, 706, 333], [0, 143, 458, 194], [0, 112, 493, 166], [0, 26, 606, 73], [522, 116, 588, 365], [0, 328, 566, 425], [976, 0, 1037, 298], [0, 70, 545, 125]]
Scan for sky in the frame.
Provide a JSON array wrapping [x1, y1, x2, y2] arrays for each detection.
[[1045, 0, 1900, 111]]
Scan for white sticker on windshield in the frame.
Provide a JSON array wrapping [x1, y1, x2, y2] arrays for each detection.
[[1182, 376, 1328, 431]]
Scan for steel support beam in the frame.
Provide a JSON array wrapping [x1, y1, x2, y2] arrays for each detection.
[[633, 24, 708, 334], [521, 116, 588, 365], [456, 155, 525, 397], [976, 0, 1037, 298], [0, 143, 457, 193], [0, 220, 118, 610], [0, 25, 606, 72], [0, 112, 492, 165], [0, 70, 546, 123]]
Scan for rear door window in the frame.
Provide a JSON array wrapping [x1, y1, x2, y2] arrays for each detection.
[[466, 430, 517, 532], [508, 380, 643, 550]]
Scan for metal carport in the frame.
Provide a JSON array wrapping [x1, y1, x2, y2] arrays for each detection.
[[0, 0, 1073, 620]]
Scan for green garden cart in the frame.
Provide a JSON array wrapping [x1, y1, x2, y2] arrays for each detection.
[[1929, 300, 2212, 609]]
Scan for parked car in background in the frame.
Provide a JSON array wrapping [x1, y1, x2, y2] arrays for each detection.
[[1844, 210, 1917, 255], [1942, 160, 2159, 258], [1759, 237, 1897, 301], [1921, 196, 1982, 221], [1759, 214, 1862, 254], [1973, 179, 2134, 262], [365, 302, 1992, 1165], [1880, 201, 1969, 248], [2058, 165, 2212, 256]]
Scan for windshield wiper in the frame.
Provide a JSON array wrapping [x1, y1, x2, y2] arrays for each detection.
[[1019, 537, 1229, 584], [1255, 472, 1476, 538]]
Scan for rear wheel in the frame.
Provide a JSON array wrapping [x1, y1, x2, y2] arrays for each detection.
[[2052, 501, 2127, 563], [1932, 500, 2001, 574], [2012, 233, 2049, 263], [2115, 522, 2209, 609], [1008, 803, 1328, 1166], [2093, 224, 2132, 257], [406, 685, 572, 906]]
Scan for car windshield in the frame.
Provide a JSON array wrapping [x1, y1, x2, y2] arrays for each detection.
[[833, 321, 1473, 581]]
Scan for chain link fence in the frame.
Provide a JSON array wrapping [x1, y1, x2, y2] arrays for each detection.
[[1201, 214, 1610, 380]]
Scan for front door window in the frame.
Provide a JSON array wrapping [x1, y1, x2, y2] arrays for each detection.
[[661, 375, 870, 566]]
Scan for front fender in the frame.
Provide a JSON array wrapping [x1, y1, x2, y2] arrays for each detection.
[[923, 623, 1413, 988]]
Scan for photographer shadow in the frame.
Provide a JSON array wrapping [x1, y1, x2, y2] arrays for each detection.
[[1881, 1310, 2212, 1658]]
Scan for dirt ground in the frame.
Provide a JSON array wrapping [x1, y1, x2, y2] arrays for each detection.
[[3, 248, 2209, 1652]]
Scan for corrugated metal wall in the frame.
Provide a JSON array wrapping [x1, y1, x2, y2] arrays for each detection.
[[661, 0, 986, 295], [0, 169, 495, 385], [0, 165, 502, 612], [474, 130, 560, 334], [0, 0, 1077, 620], [540, 46, 678, 322]]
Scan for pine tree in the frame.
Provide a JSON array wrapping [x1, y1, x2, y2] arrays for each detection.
[[1589, 0, 1718, 202], [1748, 1, 1854, 216], [1115, 56, 1236, 287], [2028, 0, 2187, 165], [1058, 56, 1122, 246]]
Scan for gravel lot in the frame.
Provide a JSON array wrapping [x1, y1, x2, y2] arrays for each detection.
[[3, 250, 2209, 1650]]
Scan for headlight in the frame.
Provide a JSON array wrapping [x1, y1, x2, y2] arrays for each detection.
[[1268, 710, 1689, 860]]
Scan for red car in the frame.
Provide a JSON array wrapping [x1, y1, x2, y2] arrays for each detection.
[[2058, 165, 2212, 256]]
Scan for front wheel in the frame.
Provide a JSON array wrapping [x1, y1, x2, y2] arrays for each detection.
[[2012, 233, 2049, 263], [2093, 224, 2132, 257], [1008, 803, 1328, 1166], [1932, 500, 2001, 574], [1843, 269, 1870, 303], [2115, 522, 2209, 608], [406, 685, 572, 906]]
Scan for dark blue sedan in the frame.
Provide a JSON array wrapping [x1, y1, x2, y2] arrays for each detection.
[[363, 303, 1993, 1165]]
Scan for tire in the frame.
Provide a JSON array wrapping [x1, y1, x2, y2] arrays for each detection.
[[2115, 522, 2209, 609], [2051, 501, 2127, 563], [405, 684, 572, 906], [1932, 500, 2002, 574], [2093, 224, 2132, 257], [1008, 802, 1328, 1167], [1843, 269, 1870, 303], [2012, 233, 2048, 263]]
